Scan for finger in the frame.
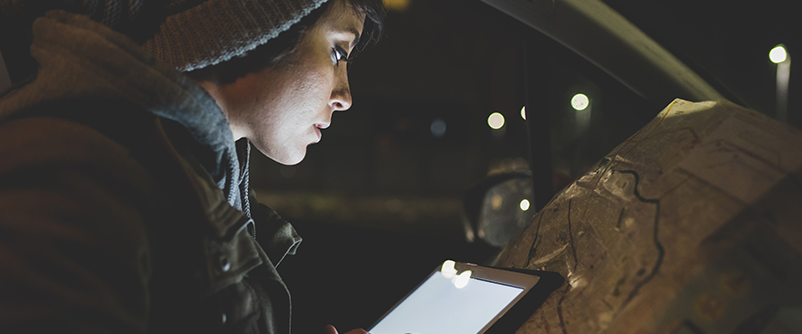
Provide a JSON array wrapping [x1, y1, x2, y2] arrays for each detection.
[[324, 325, 338, 334]]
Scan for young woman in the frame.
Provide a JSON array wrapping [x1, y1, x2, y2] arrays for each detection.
[[0, 0, 384, 333]]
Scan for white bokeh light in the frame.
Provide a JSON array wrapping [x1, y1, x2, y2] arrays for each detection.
[[488, 112, 505, 129], [571, 93, 589, 111], [441, 260, 457, 279], [520, 199, 530, 211], [453, 270, 472, 289], [770, 45, 787, 64]]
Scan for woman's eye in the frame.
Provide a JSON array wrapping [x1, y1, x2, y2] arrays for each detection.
[[332, 46, 349, 64]]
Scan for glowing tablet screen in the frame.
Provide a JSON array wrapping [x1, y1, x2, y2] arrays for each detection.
[[369, 270, 524, 334]]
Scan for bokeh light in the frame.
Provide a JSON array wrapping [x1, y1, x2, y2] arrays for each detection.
[[520, 199, 530, 211], [571, 93, 589, 111], [441, 260, 457, 279], [770, 45, 788, 64], [382, 0, 410, 12], [453, 270, 472, 289], [488, 112, 505, 129], [430, 118, 446, 138], [492, 194, 503, 210]]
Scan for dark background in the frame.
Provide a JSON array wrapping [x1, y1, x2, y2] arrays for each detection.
[[259, 0, 801, 332]]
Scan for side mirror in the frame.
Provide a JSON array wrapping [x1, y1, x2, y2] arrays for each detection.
[[463, 172, 536, 248]]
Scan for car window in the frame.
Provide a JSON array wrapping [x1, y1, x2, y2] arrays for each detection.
[[250, 0, 661, 237], [603, 0, 800, 128]]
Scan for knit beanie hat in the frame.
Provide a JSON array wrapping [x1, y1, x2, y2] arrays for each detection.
[[1, 0, 331, 71], [143, 0, 330, 71]]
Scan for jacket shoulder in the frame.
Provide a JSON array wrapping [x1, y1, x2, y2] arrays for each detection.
[[0, 116, 158, 332], [0, 115, 156, 183]]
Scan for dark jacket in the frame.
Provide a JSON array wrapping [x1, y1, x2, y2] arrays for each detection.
[[0, 10, 301, 333]]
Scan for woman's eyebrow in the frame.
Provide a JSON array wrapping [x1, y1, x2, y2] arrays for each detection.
[[348, 28, 361, 48]]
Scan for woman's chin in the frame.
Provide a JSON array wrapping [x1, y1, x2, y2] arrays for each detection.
[[273, 149, 306, 166], [254, 141, 307, 166]]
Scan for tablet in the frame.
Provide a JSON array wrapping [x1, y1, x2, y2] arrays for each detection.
[[368, 260, 562, 334]]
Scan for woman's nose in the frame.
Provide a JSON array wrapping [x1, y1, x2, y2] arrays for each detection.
[[330, 70, 352, 111], [330, 87, 352, 111]]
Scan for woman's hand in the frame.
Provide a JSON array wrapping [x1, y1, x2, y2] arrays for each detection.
[[324, 324, 369, 334]]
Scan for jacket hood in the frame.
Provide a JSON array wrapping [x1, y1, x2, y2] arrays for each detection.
[[0, 10, 246, 211]]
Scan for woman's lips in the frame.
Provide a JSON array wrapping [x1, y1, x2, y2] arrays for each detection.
[[314, 123, 330, 142]]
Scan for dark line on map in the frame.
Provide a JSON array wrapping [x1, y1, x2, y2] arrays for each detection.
[[567, 198, 579, 272], [542, 312, 551, 334], [526, 213, 545, 268], [615, 170, 664, 304], [556, 284, 571, 334], [615, 207, 625, 230]]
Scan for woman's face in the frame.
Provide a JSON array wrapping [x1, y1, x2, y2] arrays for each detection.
[[211, 0, 366, 165]]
